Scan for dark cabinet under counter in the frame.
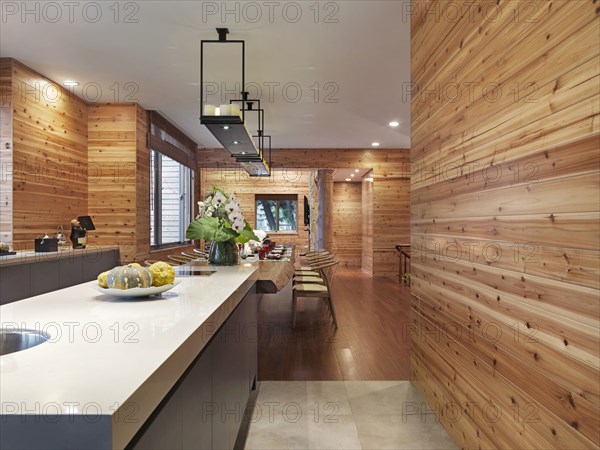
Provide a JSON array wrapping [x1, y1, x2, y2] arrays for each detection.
[[0, 246, 120, 305]]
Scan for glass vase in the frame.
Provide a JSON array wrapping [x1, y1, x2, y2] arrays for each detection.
[[208, 240, 239, 266]]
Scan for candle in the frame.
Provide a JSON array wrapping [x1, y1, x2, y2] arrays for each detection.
[[219, 104, 231, 116], [203, 104, 216, 116]]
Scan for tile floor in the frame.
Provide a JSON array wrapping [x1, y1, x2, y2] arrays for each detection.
[[244, 381, 458, 450]]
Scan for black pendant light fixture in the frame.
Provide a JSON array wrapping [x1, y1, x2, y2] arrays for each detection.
[[200, 28, 271, 177]]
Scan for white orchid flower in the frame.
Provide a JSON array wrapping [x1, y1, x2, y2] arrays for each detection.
[[232, 218, 245, 232], [228, 211, 241, 222], [212, 191, 226, 207], [224, 201, 238, 214]]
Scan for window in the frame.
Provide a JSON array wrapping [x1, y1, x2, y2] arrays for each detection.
[[150, 151, 194, 247], [255, 195, 297, 232]]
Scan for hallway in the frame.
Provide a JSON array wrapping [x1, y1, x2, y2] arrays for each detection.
[[258, 268, 412, 381]]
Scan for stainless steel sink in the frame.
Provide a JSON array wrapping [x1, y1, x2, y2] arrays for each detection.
[[0, 329, 50, 356]]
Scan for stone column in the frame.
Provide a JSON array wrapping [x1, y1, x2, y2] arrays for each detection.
[[316, 169, 334, 252]]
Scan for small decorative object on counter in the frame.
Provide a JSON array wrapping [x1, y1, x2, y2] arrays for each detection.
[[56, 225, 68, 249], [70, 219, 87, 249], [148, 261, 176, 286], [34, 234, 59, 252], [0, 241, 16, 255], [106, 264, 153, 290], [186, 186, 258, 266]]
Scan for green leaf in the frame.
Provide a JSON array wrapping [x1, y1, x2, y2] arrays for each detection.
[[235, 222, 259, 244], [186, 216, 236, 243]]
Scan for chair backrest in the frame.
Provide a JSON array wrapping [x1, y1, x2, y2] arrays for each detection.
[[181, 252, 202, 260], [306, 251, 331, 260], [168, 255, 190, 264], [311, 260, 339, 290], [307, 255, 334, 266]]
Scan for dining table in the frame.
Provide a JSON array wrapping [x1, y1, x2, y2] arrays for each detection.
[[184, 245, 295, 294]]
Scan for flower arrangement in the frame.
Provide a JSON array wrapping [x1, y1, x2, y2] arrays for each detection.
[[186, 187, 258, 244]]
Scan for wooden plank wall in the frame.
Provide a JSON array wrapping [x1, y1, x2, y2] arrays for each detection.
[[410, 1, 600, 449], [87, 104, 138, 262], [7, 59, 88, 249], [200, 168, 311, 255], [332, 182, 362, 267], [135, 105, 151, 263], [198, 148, 410, 279], [361, 173, 374, 275]]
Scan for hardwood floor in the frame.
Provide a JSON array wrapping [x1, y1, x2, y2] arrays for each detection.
[[257, 267, 411, 381]]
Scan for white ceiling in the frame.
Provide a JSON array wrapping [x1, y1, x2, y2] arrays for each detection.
[[0, 1, 411, 149]]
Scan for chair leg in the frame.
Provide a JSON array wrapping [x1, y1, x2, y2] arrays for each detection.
[[326, 295, 338, 329], [292, 291, 297, 327]]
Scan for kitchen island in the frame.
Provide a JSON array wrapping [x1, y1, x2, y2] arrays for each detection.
[[0, 264, 259, 450], [0, 246, 120, 305]]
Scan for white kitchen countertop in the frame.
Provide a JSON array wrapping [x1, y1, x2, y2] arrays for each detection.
[[0, 263, 259, 449]]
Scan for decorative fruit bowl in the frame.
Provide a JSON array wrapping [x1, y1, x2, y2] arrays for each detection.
[[94, 261, 179, 298], [91, 280, 180, 298]]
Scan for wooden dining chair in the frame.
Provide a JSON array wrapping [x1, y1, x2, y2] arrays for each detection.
[[182, 251, 207, 261], [298, 255, 334, 273], [294, 256, 333, 276], [168, 255, 191, 265], [193, 248, 209, 257], [292, 260, 339, 328]]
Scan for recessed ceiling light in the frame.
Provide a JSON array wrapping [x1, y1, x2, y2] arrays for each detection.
[[241, 151, 246, 155], [371, 142, 380, 147], [223, 126, 230, 130], [64, 81, 79, 87], [233, 141, 240, 144], [355, 169, 359, 173], [389, 121, 400, 127], [345, 178, 351, 182], [350, 174, 355, 177]]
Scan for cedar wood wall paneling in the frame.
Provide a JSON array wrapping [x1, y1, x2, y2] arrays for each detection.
[[87, 103, 138, 263], [87, 103, 193, 263], [7, 59, 88, 249], [332, 181, 362, 267], [410, 2, 599, 449], [198, 148, 410, 279], [2, 59, 195, 264], [361, 173, 374, 275]]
